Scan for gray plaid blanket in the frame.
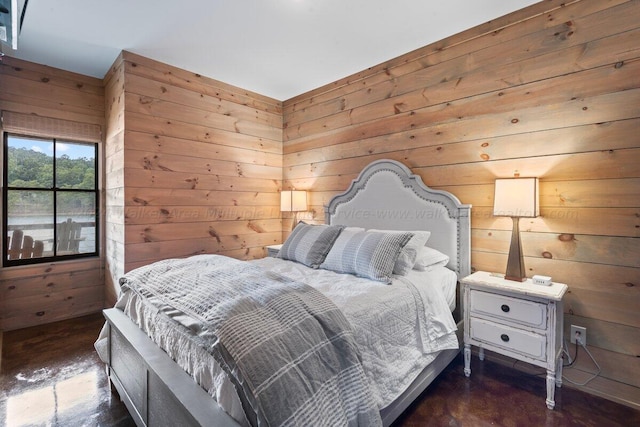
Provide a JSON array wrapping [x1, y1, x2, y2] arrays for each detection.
[[120, 254, 382, 427]]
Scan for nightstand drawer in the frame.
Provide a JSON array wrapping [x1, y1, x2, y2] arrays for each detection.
[[470, 317, 546, 360], [470, 290, 547, 329]]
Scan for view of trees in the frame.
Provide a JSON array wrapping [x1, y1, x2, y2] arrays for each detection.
[[7, 146, 95, 189], [7, 146, 96, 216]]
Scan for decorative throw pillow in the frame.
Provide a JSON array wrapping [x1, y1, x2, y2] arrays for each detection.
[[413, 246, 450, 271], [320, 229, 413, 283], [369, 229, 431, 275], [278, 222, 344, 268]]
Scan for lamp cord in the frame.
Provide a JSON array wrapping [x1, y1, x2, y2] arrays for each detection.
[[562, 336, 601, 387]]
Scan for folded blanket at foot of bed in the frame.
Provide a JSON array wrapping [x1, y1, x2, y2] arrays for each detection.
[[118, 254, 382, 427]]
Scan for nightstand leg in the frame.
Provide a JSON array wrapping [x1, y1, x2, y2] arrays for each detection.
[[464, 344, 471, 377], [478, 347, 485, 361], [546, 369, 556, 410]]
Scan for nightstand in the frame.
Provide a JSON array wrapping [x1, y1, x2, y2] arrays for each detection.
[[462, 271, 568, 409], [266, 244, 282, 257]]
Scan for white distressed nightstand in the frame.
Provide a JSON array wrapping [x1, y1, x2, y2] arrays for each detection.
[[462, 271, 568, 409], [266, 244, 283, 257]]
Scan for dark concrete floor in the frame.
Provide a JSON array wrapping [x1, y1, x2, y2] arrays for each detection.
[[0, 313, 134, 427], [1, 312, 638, 426]]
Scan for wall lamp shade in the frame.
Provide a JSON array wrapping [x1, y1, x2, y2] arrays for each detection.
[[493, 178, 539, 282], [280, 190, 307, 212]]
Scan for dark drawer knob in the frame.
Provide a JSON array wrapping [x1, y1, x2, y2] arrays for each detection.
[[501, 334, 510, 342], [501, 304, 510, 313]]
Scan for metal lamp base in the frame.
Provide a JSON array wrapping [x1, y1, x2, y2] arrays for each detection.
[[505, 217, 527, 282]]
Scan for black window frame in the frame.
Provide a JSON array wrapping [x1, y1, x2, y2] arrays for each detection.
[[3, 132, 100, 267]]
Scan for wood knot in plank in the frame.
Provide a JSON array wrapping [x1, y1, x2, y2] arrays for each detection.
[[394, 103, 407, 114], [558, 234, 575, 242], [208, 228, 222, 244], [247, 221, 265, 233], [133, 197, 148, 205]]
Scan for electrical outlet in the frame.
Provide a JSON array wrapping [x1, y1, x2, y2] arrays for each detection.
[[570, 325, 587, 346]]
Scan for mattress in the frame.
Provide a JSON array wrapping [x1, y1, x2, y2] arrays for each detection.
[[96, 256, 458, 426]]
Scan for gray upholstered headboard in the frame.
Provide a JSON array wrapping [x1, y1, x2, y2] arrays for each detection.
[[325, 159, 471, 279]]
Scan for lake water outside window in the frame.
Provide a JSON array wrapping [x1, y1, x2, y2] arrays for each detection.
[[4, 134, 98, 266]]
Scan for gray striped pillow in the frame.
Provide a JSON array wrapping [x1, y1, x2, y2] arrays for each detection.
[[320, 229, 413, 283], [278, 222, 344, 268], [369, 229, 431, 275]]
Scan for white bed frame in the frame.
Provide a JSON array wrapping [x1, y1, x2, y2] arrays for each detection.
[[102, 159, 471, 427]]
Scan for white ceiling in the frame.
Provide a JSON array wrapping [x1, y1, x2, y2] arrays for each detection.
[[3, 0, 538, 101]]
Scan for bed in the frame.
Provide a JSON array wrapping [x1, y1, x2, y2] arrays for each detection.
[[95, 159, 471, 427]]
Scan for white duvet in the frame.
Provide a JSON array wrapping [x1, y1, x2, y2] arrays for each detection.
[[96, 256, 459, 426], [252, 258, 459, 408]]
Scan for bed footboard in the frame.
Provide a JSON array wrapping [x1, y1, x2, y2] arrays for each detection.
[[103, 308, 239, 427]]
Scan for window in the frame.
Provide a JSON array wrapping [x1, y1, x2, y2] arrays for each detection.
[[3, 133, 99, 266]]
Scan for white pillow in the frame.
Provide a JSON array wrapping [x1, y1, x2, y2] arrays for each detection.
[[413, 246, 450, 271], [369, 229, 431, 275]]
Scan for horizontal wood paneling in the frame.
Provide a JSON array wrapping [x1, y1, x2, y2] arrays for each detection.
[[123, 52, 282, 115], [124, 233, 281, 264], [125, 73, 282, 130], [0, 260, 104, 329], [123, 246, 269, 273], [125, 219, 282, 244], [284, 0, 627, 110], [124, 206, 281, 226], [105, 52, 283, 285], [471, 230, 639, 268], [124, 187, 279, 207], [284, 0, 633, 119], [0, 57, 105, 331], [123, 149, 281, 180], [282, 0, 640, 407], [104, 54, 126, 307], [125, 131, 282, 167], [124, 169, 280, 192]]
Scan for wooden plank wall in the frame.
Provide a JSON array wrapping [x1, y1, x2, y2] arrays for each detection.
[[282, 0, 640, 407], [0, 56, 105, 331], [103, 52, 284, 302], [104, 54, 126, 306]]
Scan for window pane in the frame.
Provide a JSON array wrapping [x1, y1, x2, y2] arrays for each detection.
[[56, 192, 96, 254], [6, 190, 54, 260], [55, 142, 96, 190], [7, 136, 54, 189]]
